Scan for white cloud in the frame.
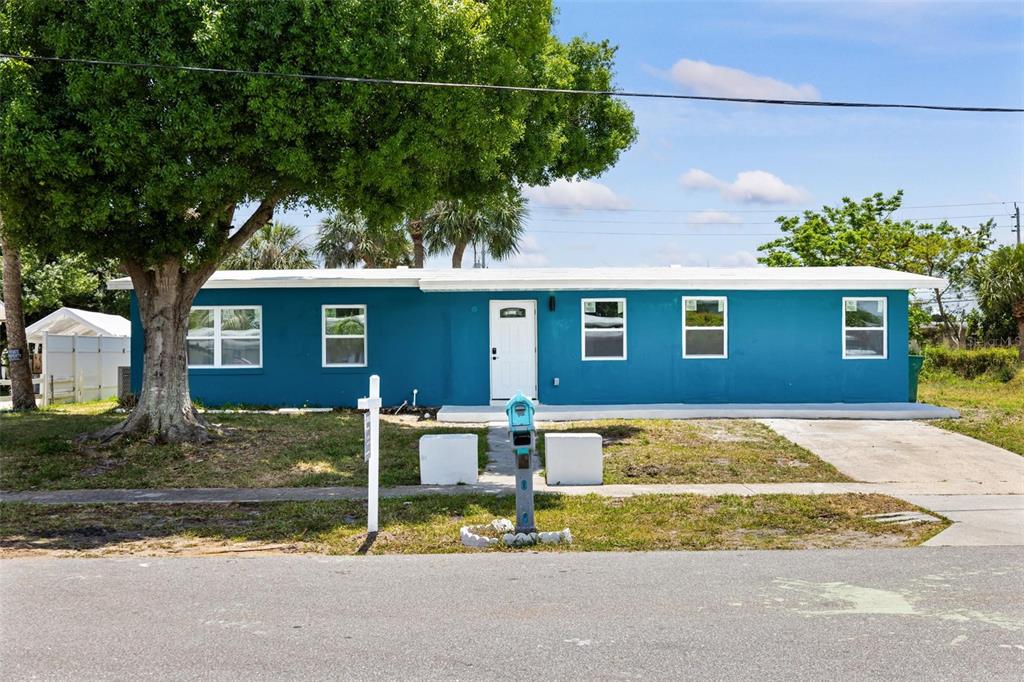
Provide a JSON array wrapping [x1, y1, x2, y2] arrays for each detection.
[[680, 169, 809, 205], [509, 234, 548, 268], [718, 250, 759, 267], [688, 210, 741, 225], [667, 59, 820, 101], [653, 243, 708, 267], [523, 179, 630, 211]]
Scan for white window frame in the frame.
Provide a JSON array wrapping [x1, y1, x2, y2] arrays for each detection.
[[186, 305, 263, 369], [682, 296, 728, 359], [842, 297, 887, 360], [581, 298, 627, 361], [322, 304, 368, 368]]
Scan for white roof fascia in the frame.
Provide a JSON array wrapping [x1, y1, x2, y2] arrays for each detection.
[[107, 269, 423, 290], [417, 267, 947, 292], [106, 266, 947, 292]]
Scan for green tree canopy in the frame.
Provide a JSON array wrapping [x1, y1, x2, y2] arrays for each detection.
[[0, 244, 128, 323], [222, 222, 314, 270], [315, 211, 412, 269], [423, 191, 527, 268], [0, 0, 636, 442], [972, 244, 1024, 358], [758, 191, 993, 344]]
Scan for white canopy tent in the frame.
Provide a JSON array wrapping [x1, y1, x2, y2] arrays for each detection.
[[26, 307, 130, 343], [25, 307, 131, 405]]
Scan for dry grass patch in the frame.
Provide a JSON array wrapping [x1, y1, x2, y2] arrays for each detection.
[[539, 419, 848, 484], [0, 493, 945, 557], [920, 370, 1024, 456], [0, 400, 487, 490]]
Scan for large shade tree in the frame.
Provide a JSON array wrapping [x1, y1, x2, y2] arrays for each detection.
[[423, 191, 527, 268], [0, 0, 636, 442]]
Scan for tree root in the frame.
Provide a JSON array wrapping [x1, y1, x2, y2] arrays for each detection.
[[77, 407, 221, 447]]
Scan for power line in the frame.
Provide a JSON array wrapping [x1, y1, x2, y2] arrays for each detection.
[[3, 53, 1022, 113], [530, 230, 783, 237], [278, 213, 1004, 230], [529, 201, 1023, 214], [522, 213, 1003, 226]]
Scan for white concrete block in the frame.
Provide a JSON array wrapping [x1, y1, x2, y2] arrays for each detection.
[[544, 433, 603, 486], [419, 434, 478, 485]]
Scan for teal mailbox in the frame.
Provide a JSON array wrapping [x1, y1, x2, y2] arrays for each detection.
[[505, 392, 537, 534]]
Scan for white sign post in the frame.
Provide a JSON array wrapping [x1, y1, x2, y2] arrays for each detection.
[[357, 375, 382, 534]]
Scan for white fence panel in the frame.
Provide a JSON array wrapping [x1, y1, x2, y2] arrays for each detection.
[[40, 333, 130, 406]]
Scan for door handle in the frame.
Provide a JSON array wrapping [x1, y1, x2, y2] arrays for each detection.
[[491, 347, 497, 359]]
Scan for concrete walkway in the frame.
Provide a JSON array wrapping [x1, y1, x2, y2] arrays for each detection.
[[438, 401, 958, 423], [901, 495, 1024, 547]]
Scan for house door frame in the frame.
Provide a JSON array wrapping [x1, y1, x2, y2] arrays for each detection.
[[488, 299, 538, 402]]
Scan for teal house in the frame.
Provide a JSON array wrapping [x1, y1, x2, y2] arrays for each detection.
[[111, 266, 943, 411]]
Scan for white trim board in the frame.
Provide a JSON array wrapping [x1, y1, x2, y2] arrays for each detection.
[[108, 266, 947, 292]]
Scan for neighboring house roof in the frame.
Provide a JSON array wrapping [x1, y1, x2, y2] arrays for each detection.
[[106, 266, 947, 292], [25, 307, 131, 342]]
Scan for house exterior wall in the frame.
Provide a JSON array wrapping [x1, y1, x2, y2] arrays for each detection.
[[130, 287, 909, 407]]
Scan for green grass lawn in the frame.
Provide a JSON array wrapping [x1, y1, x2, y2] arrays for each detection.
[[0, 400, 487, 490], [919, 370, 1024, 456], [0, 492, 945, 557], [538, 419, 848, 484]]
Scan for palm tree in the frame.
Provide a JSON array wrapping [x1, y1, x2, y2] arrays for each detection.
[[974, 244, 1024, 359], [422, 192, 527, 268], [315, 211, 412, 268], [222, 222, 314, 270]]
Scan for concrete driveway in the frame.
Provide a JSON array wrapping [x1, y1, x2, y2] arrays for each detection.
[[763, 419, 1024, 546], [763, 419, 1024, 494]]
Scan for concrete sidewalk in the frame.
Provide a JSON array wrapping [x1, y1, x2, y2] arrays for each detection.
[[4, 480, 1021, 505], [904, 495, 1024, 546], [3, 421, 1021, 546]]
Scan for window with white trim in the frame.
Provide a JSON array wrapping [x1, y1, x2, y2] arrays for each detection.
[[323, 305, 367, 367], [581, 299, 626, 360], [843, 297, 887, 359], [682, 297, 727, 358], [186, 306, 262, 368]]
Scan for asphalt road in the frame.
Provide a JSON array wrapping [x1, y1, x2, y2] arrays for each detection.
[[2, 548, 1022, 681]]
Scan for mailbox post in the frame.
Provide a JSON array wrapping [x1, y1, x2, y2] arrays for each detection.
[[505, 392, 537, 534]]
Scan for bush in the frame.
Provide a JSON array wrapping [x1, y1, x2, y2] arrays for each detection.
[[922, 346, 1021, 381]]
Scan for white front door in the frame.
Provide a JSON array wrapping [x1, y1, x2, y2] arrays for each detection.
[[489, 299, 538, 401]]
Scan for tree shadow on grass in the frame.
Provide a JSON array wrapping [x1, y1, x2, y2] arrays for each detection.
[[0, 494, 573, 555], [0, 405, 488, 491]]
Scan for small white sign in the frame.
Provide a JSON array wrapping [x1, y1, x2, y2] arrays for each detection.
[[685, 300, 697, 311], [363, 412, 371, 462], [584, 301, 596, 313], [845, 300, 857, 312]]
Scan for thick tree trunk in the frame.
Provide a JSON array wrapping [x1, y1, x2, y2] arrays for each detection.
[[0, 229, 37, 410], [86, 198, 277, 445], [408, 219, 425, 268], [451, 241, 467, 268], [90, 261, 211, 444]]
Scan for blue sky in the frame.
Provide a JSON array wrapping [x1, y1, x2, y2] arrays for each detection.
[[279, 0, 1024, 268]]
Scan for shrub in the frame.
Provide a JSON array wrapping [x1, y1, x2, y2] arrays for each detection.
[[922, 346, 1021, 381]]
